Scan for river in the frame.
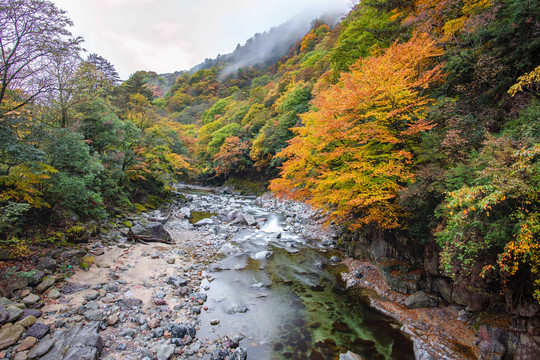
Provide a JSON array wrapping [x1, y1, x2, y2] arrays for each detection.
[[174, 188, 415, 360]]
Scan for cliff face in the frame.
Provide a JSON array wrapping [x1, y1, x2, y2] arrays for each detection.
[[338, 231, 540, 359]]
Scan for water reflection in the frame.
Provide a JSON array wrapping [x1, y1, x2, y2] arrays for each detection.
[[193, 197, 414, 359]]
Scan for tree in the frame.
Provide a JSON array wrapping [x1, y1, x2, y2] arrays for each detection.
[[270, 34, 444, 230], [0, 0, 82, 118], [86, 53, 120, 87]]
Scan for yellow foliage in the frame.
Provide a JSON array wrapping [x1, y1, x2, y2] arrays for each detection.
[[0, 163, 57, 208]]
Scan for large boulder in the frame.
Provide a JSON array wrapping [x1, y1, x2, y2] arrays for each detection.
[[133, 221, 173, 242]]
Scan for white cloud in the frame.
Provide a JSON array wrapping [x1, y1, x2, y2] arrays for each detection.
[[52, 0, 351, 79]]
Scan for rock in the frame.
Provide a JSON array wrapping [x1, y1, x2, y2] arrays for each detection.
[[7, 305, 24, 322], [121, 298, 143, 308], [167, 276, 188, 288], [16, 315, 37, 328], [22, 309, 41, 319], [171, 323, 196, 339], [17, 336, 37, 351], [227, 305, 248, 314], [404, 291, 438, 309], [27, 323, 49, 339], [194, 218, 214, 227], [0, 305, 8, 324], [156, 344, 175, 360], [0, 324, 24, 350], [413, 339, 436, 360], [36, 257, 57, 272], [210, 319, 220, 325], [231, 347, 248, 360], [14, 351, 28, 360], [36, 276, 56, 293], [254, 251, 272, 260], [119, 328, 136, 338], [339, 351, 364, 360], [48, 288, 61, 300], [211, 349, 230, 360], [84, 310, 103, 322], [85, 290, 99, 301], [22, 294, 40, 306], [330, 256, 341, 262], [9, 276, 29, 292], [145, 222, 173, 242], [107, 314, 118, 326], [41, 322, 103, 360], [242, 214, 257, 226], [27, 339, 55, 359]]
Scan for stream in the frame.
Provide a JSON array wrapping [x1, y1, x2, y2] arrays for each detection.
[[174, 189, 415, 360]]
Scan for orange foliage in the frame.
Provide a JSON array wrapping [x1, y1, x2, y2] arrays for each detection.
[[270, 34, 444, 230], [214, 136, 250, 176]]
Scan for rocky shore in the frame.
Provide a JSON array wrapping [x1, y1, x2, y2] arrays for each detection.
[[0, 186, 338, 360]]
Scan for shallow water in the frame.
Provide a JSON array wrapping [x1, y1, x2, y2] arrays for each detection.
[[193, 196, 414, 360]]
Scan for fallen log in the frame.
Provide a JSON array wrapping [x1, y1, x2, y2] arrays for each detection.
[[121, 229, 174, 245]]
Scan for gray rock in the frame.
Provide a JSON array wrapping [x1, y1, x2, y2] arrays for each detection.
[[84, 310, 103, 321], [85, 301, 99, 310], [231, 347, 248, 360], [22, 293, 41, 306], [211, 349, 230, 360], [27, 339, 56, 359], [194, 218, 214, 227], [48, 288, 61, 300], [330, 256, 341, 262], [171, 323, 196, 338], [121, 298, 143, 308], [242, 214, 257, 226], [413, 339, 436, 360], [85, 290, 99, 300], [119, 328, 136, 338], [145, 222, 173, 242], [340, 351, 364, 360], [167, 276, 188, 288], [37, 276, 56, 293], [27, 323, 50, 339], [7, 305, 24, 322], [404, 291, 438, 309], [0, 324, 24, 350], [36, 257, 57, 272], [41, 322, 103, 360], [156, 344, 176, 360], [227, 305, 248, 314], [0, 304, 8, 324], [23, 308, 42, 319]]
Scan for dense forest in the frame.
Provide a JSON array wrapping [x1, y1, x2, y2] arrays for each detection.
[[1, 0, 540, 332]]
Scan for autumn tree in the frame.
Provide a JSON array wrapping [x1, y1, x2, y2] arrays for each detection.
[[0, 0, 82, 118], [271, 34, 444, 230]]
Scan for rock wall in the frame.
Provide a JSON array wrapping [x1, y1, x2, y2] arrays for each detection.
[[338, 230, 540, 360]]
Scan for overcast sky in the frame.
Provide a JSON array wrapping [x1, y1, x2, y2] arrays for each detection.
[[51, 0, 352, 79]]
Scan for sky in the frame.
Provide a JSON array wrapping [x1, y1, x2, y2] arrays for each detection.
[[51, 0, 352, 80]]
